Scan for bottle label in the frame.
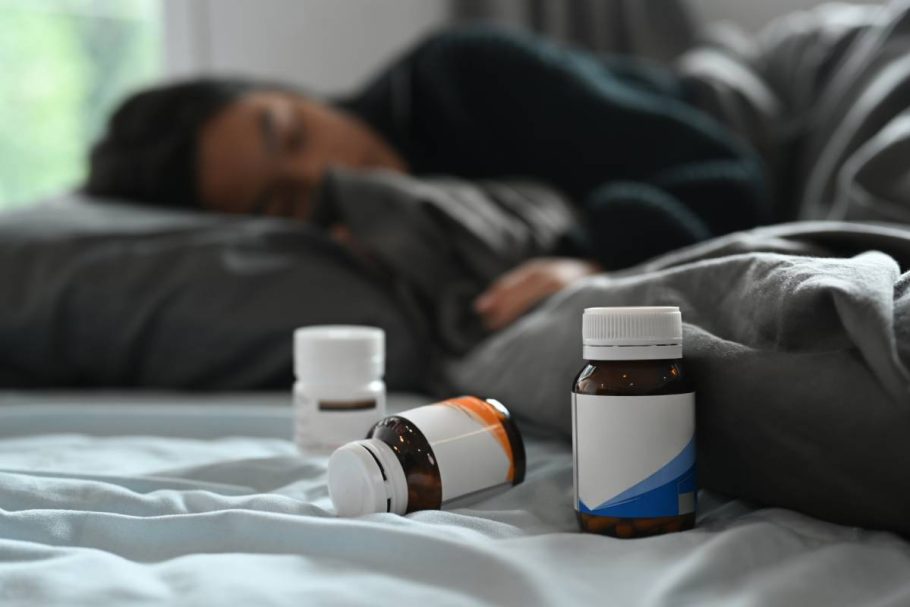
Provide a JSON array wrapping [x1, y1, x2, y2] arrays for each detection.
[[294, 390, 384, 451], [400, 397, 514, 503], [572, 392, 696, 518], [318, 399, 377, 411]]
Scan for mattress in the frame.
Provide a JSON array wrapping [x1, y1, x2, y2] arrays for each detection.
[[0, 391, 907, 606]]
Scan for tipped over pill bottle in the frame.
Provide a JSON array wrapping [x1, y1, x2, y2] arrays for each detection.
[[573, 307, 696, 538], [328, 396, 526, 516], [294, 325, 386, 454]]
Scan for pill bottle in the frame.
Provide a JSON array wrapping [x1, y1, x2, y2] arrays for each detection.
[[328, 396, 526, 516], [293, 325, 385, 454], [572, 307, 696, 538]]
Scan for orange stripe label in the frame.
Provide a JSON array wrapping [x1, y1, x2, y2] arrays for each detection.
[[442, 396, 515, 482]]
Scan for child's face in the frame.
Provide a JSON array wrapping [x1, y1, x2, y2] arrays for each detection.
[[197, 91, 407, 220]]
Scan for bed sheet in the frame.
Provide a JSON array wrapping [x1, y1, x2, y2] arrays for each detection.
[[0, 391, 907, 606]]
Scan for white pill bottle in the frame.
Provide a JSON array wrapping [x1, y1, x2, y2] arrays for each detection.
[[293, 325, 386, 454]]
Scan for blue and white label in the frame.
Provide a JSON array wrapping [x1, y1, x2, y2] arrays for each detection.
[[572, 392, 696, 518]]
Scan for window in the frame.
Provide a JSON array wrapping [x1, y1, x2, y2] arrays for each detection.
[[0, 0, 162, 210]]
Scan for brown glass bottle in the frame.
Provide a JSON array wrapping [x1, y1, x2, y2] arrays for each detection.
[[369, 414, 443, 512], [329, 397, 526, 516], [573, 306, 696, 539], [573, 358, 695, 538]]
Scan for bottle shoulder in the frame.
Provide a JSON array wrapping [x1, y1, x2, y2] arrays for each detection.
[[573, 359, 693, 396]]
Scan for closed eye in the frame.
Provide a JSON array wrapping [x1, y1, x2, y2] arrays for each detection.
[[267, 183, 304, 219], [285, 120, 306, 153], [278, 190, 297, 218], [251, 183, 278, 216]]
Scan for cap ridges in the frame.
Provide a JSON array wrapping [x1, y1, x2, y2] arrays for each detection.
[[582, 306, 682, 356]]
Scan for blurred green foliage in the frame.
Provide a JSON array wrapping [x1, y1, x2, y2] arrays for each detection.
[[0, 0, 161, 209]]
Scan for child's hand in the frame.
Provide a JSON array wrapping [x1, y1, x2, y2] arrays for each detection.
[[473, 258, 601, 331]]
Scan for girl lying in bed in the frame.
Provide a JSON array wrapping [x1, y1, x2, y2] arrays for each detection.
[[86, 26, 768, 332]]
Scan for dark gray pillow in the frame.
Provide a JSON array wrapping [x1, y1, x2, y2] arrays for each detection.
[[0, 194, 427, 389]]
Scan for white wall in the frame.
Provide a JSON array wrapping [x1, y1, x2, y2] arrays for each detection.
[[163, 0, 451, 95], [163, 0, 885, 93]]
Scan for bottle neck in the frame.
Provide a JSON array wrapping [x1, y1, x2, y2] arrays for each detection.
[[359, 438, 409, 515], [583, 343, 682, 361]]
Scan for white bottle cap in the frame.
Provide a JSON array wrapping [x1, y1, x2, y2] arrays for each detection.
[[582, 307, 683, 360], [294, 325, 384, 385], [328, 439, 408, 516]]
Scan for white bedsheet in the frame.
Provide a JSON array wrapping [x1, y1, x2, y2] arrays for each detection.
[[0, 391, 907, 606]]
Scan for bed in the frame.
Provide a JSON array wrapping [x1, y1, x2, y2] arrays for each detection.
[[1, 176, 909, 605], [4, 3, 910, 603], [0, 390, 908, 606]]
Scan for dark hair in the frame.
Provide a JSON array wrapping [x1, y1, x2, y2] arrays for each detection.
[[85, 78, 261, 207]]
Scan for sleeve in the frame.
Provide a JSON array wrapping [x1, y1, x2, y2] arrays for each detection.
[[314, 168, 578, 352]]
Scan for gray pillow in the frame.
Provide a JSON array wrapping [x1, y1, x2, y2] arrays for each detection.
[[0, 194, 427, 389]]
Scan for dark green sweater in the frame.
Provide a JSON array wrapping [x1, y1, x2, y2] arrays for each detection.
[[341, 26, 768, 268]]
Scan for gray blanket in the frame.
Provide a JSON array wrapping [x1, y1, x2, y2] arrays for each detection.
[[315, 166, 910, 533], [443, 221, 910, 534], [677, 0, 910, 223]]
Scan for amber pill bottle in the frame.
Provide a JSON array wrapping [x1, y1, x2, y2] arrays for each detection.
[[573, 307, 696, 538], [328, 396, 526, 516]]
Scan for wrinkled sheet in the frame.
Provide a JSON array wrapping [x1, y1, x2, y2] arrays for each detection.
[[444, 221, 910, 534], [0, 391, 908, 607]]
